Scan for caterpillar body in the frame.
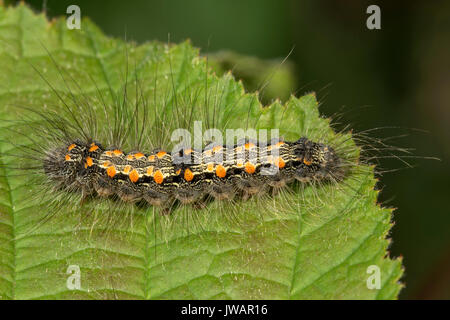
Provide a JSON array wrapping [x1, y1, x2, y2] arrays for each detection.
[[45, 137, 342, 208]]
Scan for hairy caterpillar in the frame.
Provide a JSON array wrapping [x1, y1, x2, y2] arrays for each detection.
[[45, 136, 342, 209]]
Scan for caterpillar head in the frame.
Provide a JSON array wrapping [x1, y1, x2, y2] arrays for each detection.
[[292, 137, 344, 182], [43, 141, 87, 185]]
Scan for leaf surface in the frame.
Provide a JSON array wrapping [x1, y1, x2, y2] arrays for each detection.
[[0, 4, 402, 299]]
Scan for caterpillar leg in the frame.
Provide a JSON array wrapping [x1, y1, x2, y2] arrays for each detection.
[[209, 184, 236, 200]]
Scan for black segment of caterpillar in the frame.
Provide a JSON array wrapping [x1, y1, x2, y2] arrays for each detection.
[[44, 137, 344, 211]]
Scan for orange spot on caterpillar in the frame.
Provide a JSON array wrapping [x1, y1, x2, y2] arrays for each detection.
[[126, 154, 134, 160], [176, 169, 182, 175], [245, 162, 256, 174], [113, 149, 122, 156], [129, 169, 139, 183], [267, 141, 285, 151], [148, 155, 156, 161], [146, 166, 154, 176], [65, 154, 71, 161], [107, 166, 116, 178], [206, 163, 214, 172], [184, 149, 192, 155], [275, 157, 285, 168], [215, 164, 226, 178], [236, 161, 244, 168], [157, 151, 167, 159], [105, 151, 113, 157], [184, 168, 194, 182], [212, 145, 222, 153], [68, 144, 76, 151], [134, 152, 145, 159], [123, 165, 132, 174], [86, 156, 93, 167], [154, 170, 164, 184], [303, 159, 312, 166], [244, 142, 255, 150], [89, 145, 99, 152]]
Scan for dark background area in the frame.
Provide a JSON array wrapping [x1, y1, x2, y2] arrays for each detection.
[[14, 0, 450, 299]]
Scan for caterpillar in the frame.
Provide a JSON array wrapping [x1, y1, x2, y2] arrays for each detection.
[[46, 137, 342, 209]]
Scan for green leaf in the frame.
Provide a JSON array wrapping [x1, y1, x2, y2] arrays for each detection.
[[0, 4, 403, 299]]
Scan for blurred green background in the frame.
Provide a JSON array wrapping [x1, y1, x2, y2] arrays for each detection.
[[13, 0, 450, 299]]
